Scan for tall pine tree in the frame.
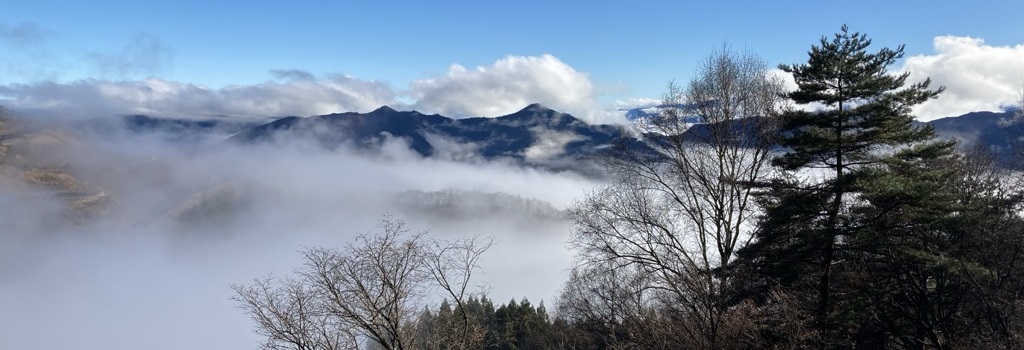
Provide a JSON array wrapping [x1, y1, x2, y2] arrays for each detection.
[[737, 25, 952, 345]]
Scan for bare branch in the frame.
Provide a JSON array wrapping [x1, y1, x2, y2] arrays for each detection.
[[566, 46, 783, 349], [233, 215, 490, 350]]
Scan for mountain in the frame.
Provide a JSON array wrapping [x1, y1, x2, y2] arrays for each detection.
[[390, 189, 565, 222], [77, 114, 265, 144], [229, 103, 649, 167], [119, 115, 262, 135], [0, 117, 111, 222], [659, 109, 1024, 165], [928, 110, 1023, 159], [623, 103, 702, 124], [95, 105, 1021, 171]]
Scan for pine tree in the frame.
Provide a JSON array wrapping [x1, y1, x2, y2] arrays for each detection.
[[737, 25, 952, 344]]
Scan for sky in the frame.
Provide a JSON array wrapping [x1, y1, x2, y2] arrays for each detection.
[[2, 0, 1023, 122]]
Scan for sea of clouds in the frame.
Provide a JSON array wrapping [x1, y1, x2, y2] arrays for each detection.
[[0, 119, 602, 350]]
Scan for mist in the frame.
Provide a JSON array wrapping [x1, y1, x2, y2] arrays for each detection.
[[0, 116, 601, 350]]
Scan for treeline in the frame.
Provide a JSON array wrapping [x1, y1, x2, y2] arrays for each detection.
[[394, 294, 699, 350], [402, 296, 576, 350], [392, 189, 565, 221]]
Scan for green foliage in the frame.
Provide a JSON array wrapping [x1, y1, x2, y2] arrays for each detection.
[[737, 24, 951, 345], [412, 296, 578, 350], [734, 25, 1024, 349], [775, 24, 945, 172]]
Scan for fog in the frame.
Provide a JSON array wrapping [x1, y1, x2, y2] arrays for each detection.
[[0, 118, 601, 349]]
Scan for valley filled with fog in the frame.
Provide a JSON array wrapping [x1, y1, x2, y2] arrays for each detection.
[[0, 118, 600, 349], [3, 4, 1024, 345]]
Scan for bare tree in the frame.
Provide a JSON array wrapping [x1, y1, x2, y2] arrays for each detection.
[[419, 236, 491, 350], [567, 46, 784, 349], [557, 261, 657, 349], [233, 276, 359, 350], [233, 215, 491, 350]]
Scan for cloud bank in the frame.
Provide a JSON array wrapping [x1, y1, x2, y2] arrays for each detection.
[[902, 36, 1024, 121], [768, 36, 1023, 121], [0, 121, 599, 350], [3, 35, 1021, 123], [1, 54, 624, 123], [0, 75, 397, 119], [410, 54, 615, 123]]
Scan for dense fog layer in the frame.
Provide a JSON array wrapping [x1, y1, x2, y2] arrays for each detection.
[[0, 119, 600, 350]]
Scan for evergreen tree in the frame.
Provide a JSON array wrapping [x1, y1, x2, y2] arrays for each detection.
[[852, 150, 1024, 348], [737, 25, 952, 345]]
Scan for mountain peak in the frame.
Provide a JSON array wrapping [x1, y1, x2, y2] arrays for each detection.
[[519, 103, 551, 113], [494, 103, 591, 129], [371, 105, 398, 114]]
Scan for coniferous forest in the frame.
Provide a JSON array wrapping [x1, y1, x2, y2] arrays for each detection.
[[229, 26, 1024, 350]]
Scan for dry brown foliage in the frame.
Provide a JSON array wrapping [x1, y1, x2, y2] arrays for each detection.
[[22, 168, 84, 192]]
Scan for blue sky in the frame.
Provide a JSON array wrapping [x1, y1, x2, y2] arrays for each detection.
[[2, 0, 1023, 121]]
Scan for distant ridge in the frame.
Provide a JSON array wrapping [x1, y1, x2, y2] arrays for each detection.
[[228, 104, 648, 168], [83, 105, 1024, 170], [927, 110, 1023, 165]]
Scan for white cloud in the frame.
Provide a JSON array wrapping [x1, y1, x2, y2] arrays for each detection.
[[0, 74, 397, 119], [902, 36, 1024, 121], [765, 38, 1024, 121], [523, 127, 583, 163], [0, 128, 599, 350], [1, 53, 635, 124], [410, 54, 618, 123], [770, 68, 831, 112], [613, 97, 661, 110], [769, 68, 798, 93]]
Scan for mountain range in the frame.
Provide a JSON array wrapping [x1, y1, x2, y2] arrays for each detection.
[[227, 103, 650, 169], [111, 104, 1024, 169], [926, 110, 1023, 162]]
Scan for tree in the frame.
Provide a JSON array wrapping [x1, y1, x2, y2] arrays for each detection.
[[853, 149, 1024, 349], [946, 153, 1024, 348], [233, 215, 491, 350], [557, 261, 665, 349], [566, 46, 784, 349], [736, 25, 953, 345]]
